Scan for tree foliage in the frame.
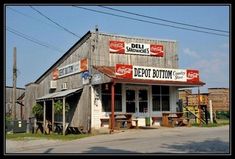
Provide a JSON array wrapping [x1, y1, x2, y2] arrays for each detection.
[[54, 100, 70, 115], [32, 103, 43, 117]]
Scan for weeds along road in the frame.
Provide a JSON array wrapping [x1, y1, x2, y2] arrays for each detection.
[[5, 125, 229, 154]]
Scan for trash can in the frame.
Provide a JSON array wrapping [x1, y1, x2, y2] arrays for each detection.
[[13, 120, 27, 133], [145, 117, 150, 126], [6, 120, 13, 132]]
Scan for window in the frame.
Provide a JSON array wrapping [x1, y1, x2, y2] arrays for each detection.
[[152, 86, 170, 111], [101, 83, 122, 112], [139, 89, 148, 113]]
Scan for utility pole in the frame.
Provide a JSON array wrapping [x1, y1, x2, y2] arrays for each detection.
[[12, 47, 17, 121]]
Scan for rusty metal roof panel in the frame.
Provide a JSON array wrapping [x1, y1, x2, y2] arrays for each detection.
[[36, 87, 83, 101]]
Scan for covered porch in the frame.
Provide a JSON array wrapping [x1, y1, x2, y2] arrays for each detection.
[[35, 88, 82, 135]]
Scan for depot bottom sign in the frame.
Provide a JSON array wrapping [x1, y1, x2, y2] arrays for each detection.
[[115, 64, 199, 83], [133, 66, 187, 81]]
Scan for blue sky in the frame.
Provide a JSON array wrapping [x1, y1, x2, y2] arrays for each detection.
[[5, 5, 229, 93]]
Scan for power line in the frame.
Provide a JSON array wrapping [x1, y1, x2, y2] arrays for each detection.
[[8, 6, 74, 34], [6, 26, 64, 53], [99, 6, 228, 34], [73, 6, 228, 37], [30, 6, 81, 38]]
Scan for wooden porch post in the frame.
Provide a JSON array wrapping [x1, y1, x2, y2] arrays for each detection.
[[63, 97, 66, 135], [52, 99, 54, 132], [198, 87, 201, 126], [43, 101, 46, 134], [110, 82, 115, 133]]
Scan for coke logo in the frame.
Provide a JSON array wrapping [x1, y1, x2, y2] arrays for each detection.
[[187, 72, 199, 79], [150, 45, 163, 52], [110, 41, 124, 49], [116, 67, 132, 75]]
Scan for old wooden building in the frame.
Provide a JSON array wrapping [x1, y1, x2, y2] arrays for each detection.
[[5, 86, 25, 119], [24, 30, 205, 134], [179, 88, 229, 111], [208, 88, 229, 111]]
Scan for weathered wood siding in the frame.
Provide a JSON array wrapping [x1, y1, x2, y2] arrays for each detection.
[[36, 36, 91, 98], [24, 83, 38, 121], [5, 86, 25, 119], [26, 34, 92, 131], [90, 32, 178, 69], [208, 88, 229, 111], [69, 85, 91, 131]]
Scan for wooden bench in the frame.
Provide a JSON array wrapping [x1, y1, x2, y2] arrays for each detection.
[[116, 119, 138, 130], [100, 118, 109, 127]]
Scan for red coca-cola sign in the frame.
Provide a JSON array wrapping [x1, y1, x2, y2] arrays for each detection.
[[109, 41, 125, 54], [115, 64, 133, 79], [150, 44, 164, 57], [187, 70, 199, 83]]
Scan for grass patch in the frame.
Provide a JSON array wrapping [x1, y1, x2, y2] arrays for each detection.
[[191, 119, 229, 127], [6, 133, 92, 141]]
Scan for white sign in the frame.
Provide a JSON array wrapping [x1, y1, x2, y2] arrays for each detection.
[[125, 42, 150, 55], [133, 66, 187, 82], [58, 62, 80, 78]]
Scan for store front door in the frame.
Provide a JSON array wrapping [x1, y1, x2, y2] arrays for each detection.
[[125, 85, 150, 117]]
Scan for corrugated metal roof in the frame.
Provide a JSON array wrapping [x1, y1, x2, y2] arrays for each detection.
[[93, 66, 205, 87], [36, 87, 82, 101]]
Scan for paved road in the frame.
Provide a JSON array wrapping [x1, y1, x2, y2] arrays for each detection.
[[6, 125, 230, 154]]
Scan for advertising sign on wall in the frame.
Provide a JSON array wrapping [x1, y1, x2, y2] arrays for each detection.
[[52, 58, 88, 79], [109, 41, 125, 54], [133, 66, 187, 82], [115, 64, 133, 79], [80, 58, 88, 72], [115, 64, 200, 83], [109, 40, 164, 57], [52, 68, 59, 80], [186, 70, 199, 83]]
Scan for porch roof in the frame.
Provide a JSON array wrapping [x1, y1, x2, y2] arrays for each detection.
[[93, 66, 205, 87], [36, 87, 82, 101]]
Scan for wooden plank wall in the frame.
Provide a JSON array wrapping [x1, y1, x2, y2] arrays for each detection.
[[26, 36, 92, 130], [24, 83, 38, 121], [208, 88, 229, 111], [69, 85, 91, 132], [5, 87, 25, 119]]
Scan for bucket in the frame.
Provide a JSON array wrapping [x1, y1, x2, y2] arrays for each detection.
[[145, 117, 150, 126]]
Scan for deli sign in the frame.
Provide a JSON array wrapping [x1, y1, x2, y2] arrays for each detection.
[[109, 40, 164, 57], [52, 58, 88, 79], [115, 64, 200, 83]]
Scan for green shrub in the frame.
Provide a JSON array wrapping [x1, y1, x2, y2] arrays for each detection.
[[32, 103, 43, 118], [54, 100, 70, 115], [216, 111, 229, 119]]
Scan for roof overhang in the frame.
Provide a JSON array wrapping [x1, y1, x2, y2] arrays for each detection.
[[93, 66, 205, 88], [36, 87, 83, 101]]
